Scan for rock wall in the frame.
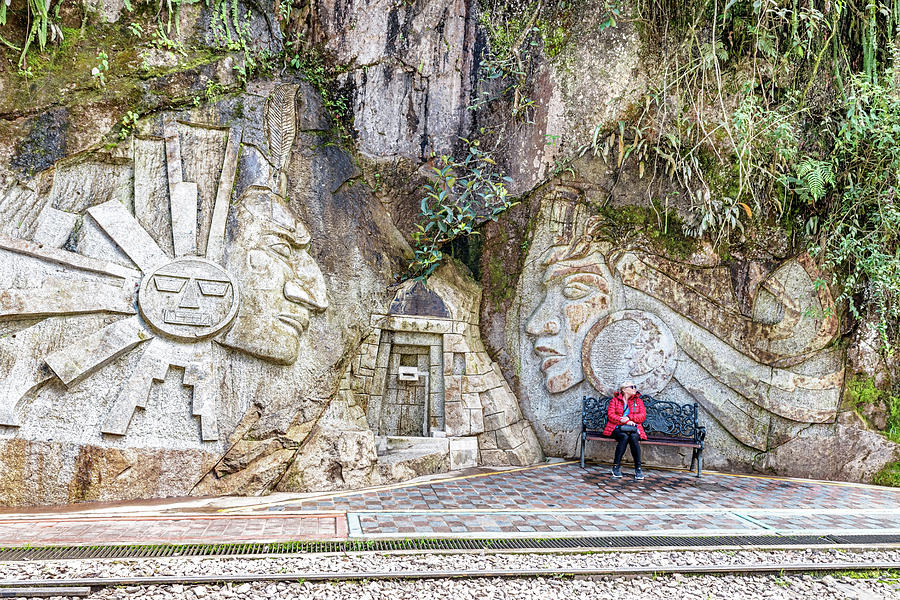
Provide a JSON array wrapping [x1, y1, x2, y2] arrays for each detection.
[[493, 185, 897, 481], [0, 0, 896, 505], [0, 69, 541, 504]]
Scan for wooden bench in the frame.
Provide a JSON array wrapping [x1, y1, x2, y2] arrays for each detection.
[[579, 395, 707, 477]]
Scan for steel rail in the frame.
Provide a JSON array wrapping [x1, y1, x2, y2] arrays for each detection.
[[0, 562, 899, 590]]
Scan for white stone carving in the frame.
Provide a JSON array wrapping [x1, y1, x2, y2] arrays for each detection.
[[170, 181, 199, 257], [0, 278, 135, 320], [582, 309, 677, 396], [0, 111, 327, 442], [45, 316, 150, 386], [265, 84, 299, 196], [205, 127, 241, 264], [86, 200, 170, 272], [32, 206, 77, 248], [0, 235, 141, 280], [520, 207, 845, 455], [523, 245, 621, 394], [219, 186, 329, 365], [138, 258, 238, 341]]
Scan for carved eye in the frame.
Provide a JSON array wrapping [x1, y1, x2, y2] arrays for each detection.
[[269, 242, 292, 259], [563, 281, 593, 300], [248, 249, 270, 272], [154, 275, 186, 293], [197, 280, 230, 297]]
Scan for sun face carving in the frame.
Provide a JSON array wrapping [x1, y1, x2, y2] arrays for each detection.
[[0, 88, 329, 442], [139, 258, 239, 341]]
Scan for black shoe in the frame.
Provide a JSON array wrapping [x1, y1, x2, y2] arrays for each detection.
[[634, 468, 645, 480], [611, 465, 622, 478]]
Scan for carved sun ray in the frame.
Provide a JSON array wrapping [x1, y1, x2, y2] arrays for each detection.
[[0, 124, 244, 441]]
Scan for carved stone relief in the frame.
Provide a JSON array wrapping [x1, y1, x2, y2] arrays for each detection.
[[219, 186, 328, 365], [0, 85, 328, 449], [518, 196, 844, 458], [349, 273, 544, 466]]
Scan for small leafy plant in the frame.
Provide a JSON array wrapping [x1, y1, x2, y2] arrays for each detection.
[[410, 138, 518, 279], [91, 50, 109, 87], [118, 110, 140, 140]]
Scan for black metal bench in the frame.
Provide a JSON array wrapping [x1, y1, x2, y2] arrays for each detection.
[[579, 395, 707, 477]]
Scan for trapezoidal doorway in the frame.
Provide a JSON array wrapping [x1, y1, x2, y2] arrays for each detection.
[[381, 344, 431, 436]]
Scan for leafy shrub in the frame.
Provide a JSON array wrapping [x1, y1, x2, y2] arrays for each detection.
[[873, 461, 900, 487], [609, 0, 900, 355], [410, 139, 517, 279]]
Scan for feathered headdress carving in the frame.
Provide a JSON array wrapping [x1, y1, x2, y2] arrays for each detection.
[[264, 84, 300, 196]]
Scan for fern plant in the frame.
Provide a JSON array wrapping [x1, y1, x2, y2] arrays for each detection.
[[794, 158, 835, 203]]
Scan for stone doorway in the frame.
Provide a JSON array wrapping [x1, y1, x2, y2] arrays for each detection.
[[366, 329, 445, 437], [381, 345, 430, 436]]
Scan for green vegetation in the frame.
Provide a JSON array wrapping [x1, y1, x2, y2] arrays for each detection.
[[598, 202, 698, 259], [91, 50, 109, 87], [471, 1, 579, 118], [284, 39, 353, 137], [118, 110, 140, 140], [1, 0, 268, 87], [873, 461, 900, 487], [0, 0, 63, 66], [845, 374, 886, 410], [844, 374, 900, 443], [410, 139, 518, 279], [407, 1, 585, 280], [589, 0, 900, 355], [2, 0, 897, 359]]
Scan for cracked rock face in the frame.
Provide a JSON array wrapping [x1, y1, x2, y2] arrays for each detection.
[[0, 0, 897, 505], [0, 65, 540, 504], [497, 189, 899, 481], [312, 0, 476, 160]]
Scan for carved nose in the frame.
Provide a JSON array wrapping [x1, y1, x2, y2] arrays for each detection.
[[284, 253, 328, 311], [178, 279, 201, 309]]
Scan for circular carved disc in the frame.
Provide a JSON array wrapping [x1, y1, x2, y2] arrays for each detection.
[[138, 258, 239, 341], [581, 309, 677, 396]]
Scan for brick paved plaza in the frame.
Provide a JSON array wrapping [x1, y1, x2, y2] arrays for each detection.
[[1, 461, 898, 546]]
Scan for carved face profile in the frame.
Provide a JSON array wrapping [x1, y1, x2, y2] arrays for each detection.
[[525, 249, 615, 393], [221, 186, 328, 365]]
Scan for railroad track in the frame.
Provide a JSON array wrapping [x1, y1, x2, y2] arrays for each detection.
[[2, 532, 900, 561], [1, 562, 899, 597]]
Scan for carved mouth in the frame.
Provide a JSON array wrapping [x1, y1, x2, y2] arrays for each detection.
[[277, 314, 307, 335], [533, 346, 564, 372]]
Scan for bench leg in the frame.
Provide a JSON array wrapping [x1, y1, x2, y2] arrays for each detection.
[[580, 433, 586, 469], [689, 449, 697, 474], [697, 451, 703, 478]]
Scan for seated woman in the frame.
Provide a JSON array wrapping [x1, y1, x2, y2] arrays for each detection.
[[602, 380, 647, 480]]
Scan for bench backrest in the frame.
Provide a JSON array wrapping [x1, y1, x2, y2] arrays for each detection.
[[582, 395, 702, 440]]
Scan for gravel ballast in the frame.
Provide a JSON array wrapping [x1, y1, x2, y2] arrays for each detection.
[[0, 548, 898, 599]]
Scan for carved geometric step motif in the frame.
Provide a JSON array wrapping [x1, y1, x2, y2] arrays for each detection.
[[2, 90, 332, 445], [0, 125, 245, 441]]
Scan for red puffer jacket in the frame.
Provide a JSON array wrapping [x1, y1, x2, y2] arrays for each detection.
[[601, 391, 647, 440]]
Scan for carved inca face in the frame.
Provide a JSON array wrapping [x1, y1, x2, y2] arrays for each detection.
[[221, 186, 328, 365], [0, 122, 329, 443], [525, 250, 613, 393]]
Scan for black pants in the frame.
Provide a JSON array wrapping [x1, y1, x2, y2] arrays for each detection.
[[611, 426, 642, 469]]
